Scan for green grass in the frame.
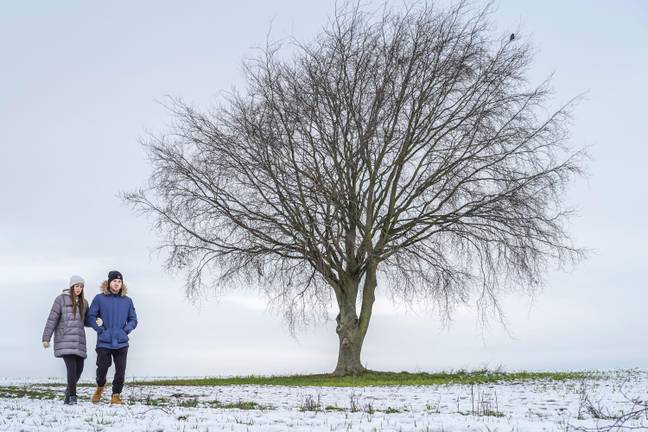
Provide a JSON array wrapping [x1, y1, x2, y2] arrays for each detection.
[[217, 400, 267, 410], [177, 398, 199, 408], [0, 386, 58, 400], [324, 405, 345, 411], [141, 396, 170, 406], [383, 406, 403, 414], [129, 369, 592, 387], [116, 395, 270, 410], [31, 369, 596, 389]]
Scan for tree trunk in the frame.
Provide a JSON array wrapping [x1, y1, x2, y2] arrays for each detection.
[[332, 303, 366, 376], [331, 260, 378, 376]]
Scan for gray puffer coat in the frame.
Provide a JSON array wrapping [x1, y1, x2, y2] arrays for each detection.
[[42, 290, 89, 358]]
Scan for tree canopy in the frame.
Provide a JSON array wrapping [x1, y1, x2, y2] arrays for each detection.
[[126, 2, 585, 375]]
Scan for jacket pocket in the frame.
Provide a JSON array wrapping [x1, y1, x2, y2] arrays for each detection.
[[116, 328, 129, 344], [98, 329, 111, 343]]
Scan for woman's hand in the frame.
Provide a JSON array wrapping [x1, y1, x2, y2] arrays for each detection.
[[42, 341, 50, 348], [96, 318, 103, 327]]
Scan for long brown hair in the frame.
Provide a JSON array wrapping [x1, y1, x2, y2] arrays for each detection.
[[69, 285, 85, 319]]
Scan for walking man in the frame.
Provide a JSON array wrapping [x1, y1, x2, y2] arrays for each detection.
[[86, 270, 138, 405]]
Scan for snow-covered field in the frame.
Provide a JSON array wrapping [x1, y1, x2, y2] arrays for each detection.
[[1, 370, 647, 431]]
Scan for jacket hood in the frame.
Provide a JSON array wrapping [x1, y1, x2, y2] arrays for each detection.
[[62, 288, 85, 296], [59, 289, 88, 307], [100, 280, 129, 296]]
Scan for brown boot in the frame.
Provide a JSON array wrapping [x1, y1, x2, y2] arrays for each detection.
[[91, 386, 104, 404], [110, 393, 123, 405]]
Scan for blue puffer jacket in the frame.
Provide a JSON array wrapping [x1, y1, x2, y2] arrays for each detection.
[[85, 282, 138, 350]]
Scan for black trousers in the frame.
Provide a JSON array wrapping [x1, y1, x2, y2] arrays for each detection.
[[95, 347, 128, 394], [62, 355, 85, 396]]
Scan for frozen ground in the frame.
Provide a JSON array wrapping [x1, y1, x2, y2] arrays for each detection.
[[1, 370, 646, 431]]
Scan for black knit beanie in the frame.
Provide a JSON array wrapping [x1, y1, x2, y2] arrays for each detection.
[[108, 270, 123, 284]]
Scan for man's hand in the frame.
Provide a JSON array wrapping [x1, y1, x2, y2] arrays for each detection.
[[42, 341, 50, 348], [96, 318, 103, 327]]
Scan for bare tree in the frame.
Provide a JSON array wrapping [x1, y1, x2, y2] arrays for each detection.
[[125, 2, 585, 376]]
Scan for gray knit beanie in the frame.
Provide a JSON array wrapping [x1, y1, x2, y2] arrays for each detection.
[[69, 275, 85, 287]]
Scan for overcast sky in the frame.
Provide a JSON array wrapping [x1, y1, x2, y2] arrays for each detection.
[[1, 1, 646, 380]]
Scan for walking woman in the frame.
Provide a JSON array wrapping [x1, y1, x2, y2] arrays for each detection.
[[42, 275, 91, 404]]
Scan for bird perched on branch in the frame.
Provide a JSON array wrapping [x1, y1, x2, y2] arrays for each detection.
[[510, 33, 515, 41]]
